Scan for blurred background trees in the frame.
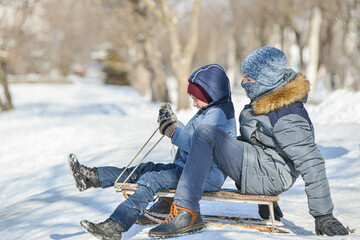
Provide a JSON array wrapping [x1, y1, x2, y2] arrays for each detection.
[[0, 0, 359, 111]]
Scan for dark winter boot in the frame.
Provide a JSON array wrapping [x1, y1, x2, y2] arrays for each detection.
[[68, 153, 100, 191], [148, 204, 205, 238], [80, 218, 125, 240], [136, 197, 173, 225], [258, 202, 283, 221]]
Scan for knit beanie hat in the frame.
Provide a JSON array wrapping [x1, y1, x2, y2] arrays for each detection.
[[187, 82, 213, 104], [241, 46, 287, 100]]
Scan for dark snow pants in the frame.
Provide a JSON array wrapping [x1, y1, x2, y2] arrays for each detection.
[[173, 124, 245, 212], [98, 160, 222, 230]]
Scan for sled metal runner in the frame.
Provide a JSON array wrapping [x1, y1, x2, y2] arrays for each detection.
[[114, 183, 289, 233], [142, 211, 288, 233]]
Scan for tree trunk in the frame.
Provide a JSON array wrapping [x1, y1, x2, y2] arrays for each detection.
[[323, 19, 335, 91], [168, 31, 192, 110], [144, 40, 171, 103], [208, 31, 217, 63], [279, 24, 285, 50], [294, 31, 305, 71], [169, 0, 201, 111], [174, 65, 191, 110], [132, 63, 150, 96], [150, 74, 170, 102], [59, 55, 72, 76], [227, 32, 237, 89], [258, 16, 268, 47], [142, 0, 201, 110], [130, 0, 170, 103], [0, 59, 13, 111], [306, 7, 322, 94], [0, 98, 4, 111]]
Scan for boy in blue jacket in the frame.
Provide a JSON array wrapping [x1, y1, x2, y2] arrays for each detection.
[[68, 64, 236, 240]]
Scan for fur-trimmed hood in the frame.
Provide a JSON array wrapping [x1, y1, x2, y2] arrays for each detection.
[[252, 73, 310, 115]]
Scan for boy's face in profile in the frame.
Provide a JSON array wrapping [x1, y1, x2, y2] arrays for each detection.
[[190, 94, 208, 109]]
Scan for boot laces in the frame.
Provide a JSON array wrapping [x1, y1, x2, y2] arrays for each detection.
[[164, 205, 179, 223]]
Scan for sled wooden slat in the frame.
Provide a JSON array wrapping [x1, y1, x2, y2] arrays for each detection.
[[115, 183, 278, 201], [115, 182, 280, 232]]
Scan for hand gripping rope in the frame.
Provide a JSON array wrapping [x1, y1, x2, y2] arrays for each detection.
[[114, 127, 164, 191]]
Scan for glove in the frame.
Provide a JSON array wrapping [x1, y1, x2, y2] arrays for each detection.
[[159, 117, 177, 138], [258, 202, 283, 221], [158, 103, 179, 124], [157, 103, 181, 138], [315, 213, 348, 236]]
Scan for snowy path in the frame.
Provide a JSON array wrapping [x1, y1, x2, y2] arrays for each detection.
[[0, 83, 359, 240]]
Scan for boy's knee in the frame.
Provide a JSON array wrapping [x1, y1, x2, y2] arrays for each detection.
[[194, 124, 220, 143], [194, 124, 214, 137]]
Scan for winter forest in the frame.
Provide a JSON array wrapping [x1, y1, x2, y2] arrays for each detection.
[[1, 0, 360, 240], [1, 0, 360, 111]]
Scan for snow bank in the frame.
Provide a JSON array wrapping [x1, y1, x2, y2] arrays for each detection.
[[307, 89, 360, 125]]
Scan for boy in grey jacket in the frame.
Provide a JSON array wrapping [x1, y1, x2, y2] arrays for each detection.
[[68, 64, 236, 240], [149, 47, 348, 238]]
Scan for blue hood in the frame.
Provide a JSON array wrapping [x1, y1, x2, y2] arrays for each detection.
[[188, 64, 231, 104]]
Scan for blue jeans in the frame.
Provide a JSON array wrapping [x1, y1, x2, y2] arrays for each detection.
[[98, 162, 177, 188], [173, 124, 244, 212], [98, 161, 223, 230]]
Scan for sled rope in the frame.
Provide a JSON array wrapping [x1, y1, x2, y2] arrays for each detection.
[[114, 128, 158, 186], [114, 127, 164, 189], [121, 135, 164, 185]]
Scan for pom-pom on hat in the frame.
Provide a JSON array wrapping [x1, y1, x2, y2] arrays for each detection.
[[241, 46, 288, 100], [187, 82, 213, 104]]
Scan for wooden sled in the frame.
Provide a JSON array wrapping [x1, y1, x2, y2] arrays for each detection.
[[114, 183, 289, 234]]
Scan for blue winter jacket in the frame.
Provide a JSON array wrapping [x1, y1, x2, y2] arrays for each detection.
[[171, 64, 237, 190]]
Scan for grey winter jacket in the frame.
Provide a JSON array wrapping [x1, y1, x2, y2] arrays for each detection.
[[237, 73, 334, 217]]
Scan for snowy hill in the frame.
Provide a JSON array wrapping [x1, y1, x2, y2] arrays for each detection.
[[0, 82, 359, 240]]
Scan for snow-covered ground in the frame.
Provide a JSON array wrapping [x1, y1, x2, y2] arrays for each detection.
[[0, 82, 359, 240]]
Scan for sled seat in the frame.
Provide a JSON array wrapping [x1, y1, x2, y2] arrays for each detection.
[[114, 183, 280, 232]]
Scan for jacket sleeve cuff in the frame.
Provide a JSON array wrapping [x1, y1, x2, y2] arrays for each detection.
[[171, 128, 191, 153]]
